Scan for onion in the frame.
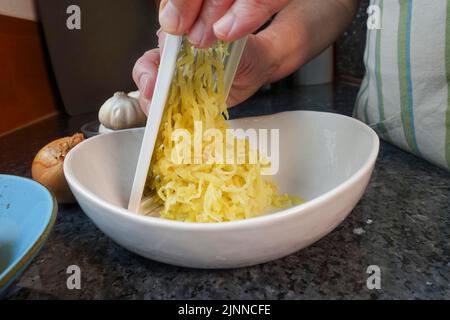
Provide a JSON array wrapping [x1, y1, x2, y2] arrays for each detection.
[[32, 133, 84, 204]]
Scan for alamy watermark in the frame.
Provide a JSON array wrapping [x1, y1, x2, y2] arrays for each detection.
[[66, 4, 381, 31], [64, 264, 381, 291], [66, 5, 81, 30], [169, 121, 280, 175], [66, 265, 81, 290], [367, 5, 382, 30], [366, 265, 381, 290]]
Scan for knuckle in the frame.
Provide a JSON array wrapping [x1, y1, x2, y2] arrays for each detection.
[[201, 0, 234, 23], [142, 49, 161, 66], [206, 0, 230, 10], [244, 0, 276, 16]]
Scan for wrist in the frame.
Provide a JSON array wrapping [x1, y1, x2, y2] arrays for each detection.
[[226, 34, 279, 106], [255, 14, 308, 84], [251, 33, 281, 86]]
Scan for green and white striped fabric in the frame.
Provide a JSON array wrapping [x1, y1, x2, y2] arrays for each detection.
[[354, 0, 450, 171]]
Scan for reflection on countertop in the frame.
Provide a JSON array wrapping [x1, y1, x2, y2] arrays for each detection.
[[0, 82, 449, 299]]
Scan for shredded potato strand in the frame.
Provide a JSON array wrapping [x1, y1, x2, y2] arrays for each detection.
[[141, 41, 301, 222]]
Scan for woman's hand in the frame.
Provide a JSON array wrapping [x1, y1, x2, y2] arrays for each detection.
[[133, 0, 360, 114], [132, 31, 276, 114], [158, 0, 291, 48]]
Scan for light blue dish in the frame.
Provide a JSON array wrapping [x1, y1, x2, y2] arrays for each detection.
[[0, 175, 57, 296]]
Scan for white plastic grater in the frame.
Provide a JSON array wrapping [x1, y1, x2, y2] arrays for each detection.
[[128, 35, 248, 213]]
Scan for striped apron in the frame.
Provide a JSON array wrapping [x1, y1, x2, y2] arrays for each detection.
[[354, 0, 450, 171]]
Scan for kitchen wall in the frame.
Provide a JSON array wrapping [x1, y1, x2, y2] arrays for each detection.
[[0, 0, 59, 136]]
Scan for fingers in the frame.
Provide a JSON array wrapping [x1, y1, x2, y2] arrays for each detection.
[[159, 0, 291, 46], [160, 0, 290, 47], [132, 48, 161, 114], [214, 0, 291, 41], [159, 0, 203, 35], [187, 0, 234, 48]]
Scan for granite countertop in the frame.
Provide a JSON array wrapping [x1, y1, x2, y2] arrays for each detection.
[[1, 83, 449, 299]]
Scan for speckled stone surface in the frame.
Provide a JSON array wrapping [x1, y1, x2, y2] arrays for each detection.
[[1, 83, 449, 300], [336, 0, 370, 78]]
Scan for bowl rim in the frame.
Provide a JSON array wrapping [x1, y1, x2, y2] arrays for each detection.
[[64, 110, 380, 231], [0, 175, 58, 290]]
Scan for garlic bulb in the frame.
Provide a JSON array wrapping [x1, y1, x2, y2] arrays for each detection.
[[98, 92, 146, 130]]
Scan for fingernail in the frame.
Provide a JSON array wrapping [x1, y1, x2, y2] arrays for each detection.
[[188, 20, 205, 46], [214, 13, 235, 38], [159, 1, 180, 33], [139, 74, 151, 99]]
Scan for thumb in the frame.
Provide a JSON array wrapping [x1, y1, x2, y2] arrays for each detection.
[[132, 49, 161, 114]]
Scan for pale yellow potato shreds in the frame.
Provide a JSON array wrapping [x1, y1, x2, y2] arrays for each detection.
[[141, 41, 302, 222]]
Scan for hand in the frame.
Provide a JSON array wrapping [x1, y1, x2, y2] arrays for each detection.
[[132, 31, 276, 114], [133, 0, 360, 114], [158, 0, 291, 48]]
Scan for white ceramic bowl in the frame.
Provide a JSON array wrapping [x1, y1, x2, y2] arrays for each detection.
[[64, 111, 379, 268]]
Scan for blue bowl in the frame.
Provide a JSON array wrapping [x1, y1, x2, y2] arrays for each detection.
[[0, 175, 57, 296]]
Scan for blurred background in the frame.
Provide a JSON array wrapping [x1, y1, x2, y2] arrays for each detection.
[[0, 0, 369, 136]]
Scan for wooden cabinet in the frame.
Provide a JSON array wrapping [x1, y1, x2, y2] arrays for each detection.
[[0, 14, 59, 136]]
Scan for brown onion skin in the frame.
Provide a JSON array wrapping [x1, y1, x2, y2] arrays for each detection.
[[32, 133, 84, 204]]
